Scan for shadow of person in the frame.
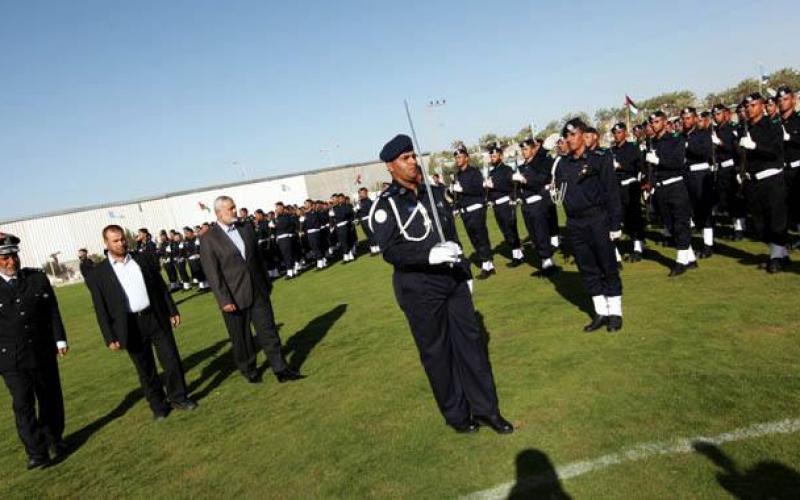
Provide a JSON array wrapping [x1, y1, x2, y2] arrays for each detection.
[[56, 388, 142, 464], [545, 270, 593, 319], [642, 246, 676, 271], [186, 348, 237, 401], [282, 304, 347, 372], [174, 290, 209, 306], [182, 339, 228, 372], [712, 241, 764, 267], [508, 448, 571, 499], [474, 310, 491, 344], [693, 441, 800, 499]]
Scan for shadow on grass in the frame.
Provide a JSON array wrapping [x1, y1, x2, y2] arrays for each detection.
[[187, 348, 237, 401], [693, 441, 800, 499], [546, 270, 593, 319], [282, 304, 347, 372], [174, 289, 211, 306], [508, 448, 571, 499], [475, 310, 491, 344]]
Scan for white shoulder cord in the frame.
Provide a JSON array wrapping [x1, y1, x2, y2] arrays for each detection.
[[388, 198, 432, 242]]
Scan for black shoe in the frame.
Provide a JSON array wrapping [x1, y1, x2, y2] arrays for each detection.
[[733, 231, 744, 241], [631, 251, 643, 262], [152, 410, 169, 421], [669, 263, 686, 277], [245, 372, 262, 384], [699, 246, 713, 259], [540, 265, 560, 277], [583, 316, 608, 332], [767, 258, 784, 274], [450, 419, 480, 434], [686, 261, 699, 270], [474, 414, 514, 434], [476, 269, 493, 280], [275, 368, 305, 383], [171, 398, 198, 411], [27, 456, 49, 470], [607, 315, 623, 332], [506, 258, 523, 268], [782, 256, 792, 267]]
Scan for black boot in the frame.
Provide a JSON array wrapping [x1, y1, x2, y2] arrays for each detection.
[[767, 258, 784, 274], [669, 263, 686, 277], [583, 316, 608, 332], [607, 315, 623, 332]]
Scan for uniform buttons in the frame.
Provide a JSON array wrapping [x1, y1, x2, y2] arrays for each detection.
[[19, 311, 25, 316], [15, 299, 20, 303]]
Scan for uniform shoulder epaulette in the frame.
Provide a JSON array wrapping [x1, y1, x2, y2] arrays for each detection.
[[21, 268, 45, 278], [592, 148, 607, 156], [380, 184, 401, 199]]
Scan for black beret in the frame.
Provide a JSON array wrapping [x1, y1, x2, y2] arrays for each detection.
[[766, 96, 777, 104], [776, 85, 794, 98], [584, 126, 598, 134], [744, 92, 763, 104], [680, 107, 696, 116], [0, 233, 21, 255], [486, 143, 504, 154], [711, 104, 727, 113], [453, 144, 469, 156], [648, 111, 666, 122], [611, 122, 626, 133], [699, 110, 711, 118], [379, 134, 414, 162], [519, 136, 536, 147], [182, 226, 194, 232], [561, 118, 587, 136]]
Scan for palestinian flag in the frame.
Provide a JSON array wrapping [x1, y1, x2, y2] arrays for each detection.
[[625, 95, 639, 115]]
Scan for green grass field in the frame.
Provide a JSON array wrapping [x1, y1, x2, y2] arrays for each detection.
[[2, 214, 800, 498]]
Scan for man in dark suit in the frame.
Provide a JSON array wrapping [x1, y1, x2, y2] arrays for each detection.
[[200, 196, 303, 384], [89, 225, 197, 420], [78, 248, 96, 288], [0, 233, 69, 469]]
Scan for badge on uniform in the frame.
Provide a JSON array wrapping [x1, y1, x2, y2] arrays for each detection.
[[374, 209, 388, 224]]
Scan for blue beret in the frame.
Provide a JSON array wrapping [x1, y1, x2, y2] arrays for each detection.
[[379, 134, 414, 162]]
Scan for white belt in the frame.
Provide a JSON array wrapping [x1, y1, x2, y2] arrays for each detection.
[[689, 162, 710, 172], [306, 228, 320, 234], [276, 233, 293, 240], [719, 159, 735, 168], [465, 203, 483, 213], [494, 196, 510, 205], [657, 176, 684, 187], [754, 168, 783, 181], [620, 177, 638, 186], [257, 238, 268, 244], [524, 194, 543, 204], [789, 160, 800, 169], [188, 255, 200, 260], [361, 216, 370, 221], [336, 221, 349, 227]]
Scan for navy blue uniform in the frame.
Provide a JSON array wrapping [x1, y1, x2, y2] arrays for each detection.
[[610, 141, 645, 242], [684, 126, 716, 232], [273, 213, 297, 273], [331, 204, 354, 259], [713, 121, 747, 225], [487, 162, 521, 256], [517, 149, 555, 262], [455, 166, 493, 265], [650, 132, 693, 251], [781, 111, 800, 230], [0, 269, 66, 462], [369, 181, 498, 426], [302, 210, 324, 262], [158, 239, 179, 290], [172, 239, 191, 288], [183, 237, 205, 286], [554, 148, 623, 299], [355, 197, 378, 251]]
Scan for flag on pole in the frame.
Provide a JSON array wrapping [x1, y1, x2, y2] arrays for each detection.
[[198, 201, 210, 213], [625, 95, 639, 115]]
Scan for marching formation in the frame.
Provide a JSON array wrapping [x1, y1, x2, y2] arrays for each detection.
[[1, 88, 799, 468]]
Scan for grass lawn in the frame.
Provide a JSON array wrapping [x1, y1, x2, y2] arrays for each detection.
[[1, 213, 799, 498]]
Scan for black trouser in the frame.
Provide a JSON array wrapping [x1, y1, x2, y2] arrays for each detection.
[[175, 259, 190, 283], [619, 180, 645, 241], [567, 211, 622, 297], [221, 292, 287, 376], [307, 231, 322, 260], [785, 166, 800, 229], [187, 257, 205, 282], [548, 204, 560, 238], [492, 202, 521, 251], [685, 169, 715, 229], [1, 356, 64, 460], [393, 269, 499, 425], [744, 174, 787, 246], [125, 310, 188, 413], [320, 228, 330, 256], [716, 166, 746, 219], [360, 219, 376, 247], [163, 260, 178, 283], [521, 198, 554, 261], [460, 207, 493, 262], [335, 224, 351, 253], [276, 236, 295, 270], [653, 180, 693, 250]]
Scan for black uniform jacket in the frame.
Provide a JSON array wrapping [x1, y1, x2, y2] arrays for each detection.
[[554, 148, 622, 231]]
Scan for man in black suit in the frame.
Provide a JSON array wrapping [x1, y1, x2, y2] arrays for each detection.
[[200, 196, 303, 384], [78, 248, 96, 288], [88, 225, 197, 420], [0, 233, 69, 469]]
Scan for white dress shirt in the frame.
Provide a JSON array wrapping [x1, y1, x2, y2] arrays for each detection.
[[218, 221, 246, 259], [2, 271, 67, 349], [109, 254, 151, 313]]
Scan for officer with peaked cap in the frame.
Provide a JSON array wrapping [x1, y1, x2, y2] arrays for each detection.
[[369, 134, 513, 435], [610, 122, 645, 261], [776, 86, 800, 242], [485, 143, 524, 267], [0, 233, 69, 469], [452, 144, 496, 278], [554, 119, 624, 332], [739, 92, 789, 272]]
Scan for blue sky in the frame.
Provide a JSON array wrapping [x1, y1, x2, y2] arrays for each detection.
[[2, 0, 797, 219]]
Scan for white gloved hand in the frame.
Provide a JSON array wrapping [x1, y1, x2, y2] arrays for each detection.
[[783, 127, 791, 142], [711, 132, 722, 146], [609, 230, 622, 241], [512, 172, 526, 183], [542, 133, 560, 151], [736, 173, 743, 185], [639, 143, 647, 152], [645, 151, 660, 165], [613, 159, 621, 170], [739, 134, 756, 150], [428, 243, 459, 265], [268, 221, 276, 229], [483, 179, 494, 189], [452, 182, 463, 193], [442, 240, 463, 256]]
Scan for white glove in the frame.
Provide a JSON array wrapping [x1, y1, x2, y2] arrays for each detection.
[[739, 134, 756, 150], [736, 173, 743, 185], [609, 230, 622, 241], [268, 221, 276, 229], [645, 151, 660, 165], [428, 243, 459, 265], [711, 132, 721, 146], [639, 143, 647, 152], [613, 159, 621, 170], [542, 133, 560, 151], [452, 182, 463, 193], [783, 127, 791, 142], [512, 172, 526, 183], [442, 240, 463, 256], [483, 179, 494, 189]]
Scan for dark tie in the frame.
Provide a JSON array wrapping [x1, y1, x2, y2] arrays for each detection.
[[7, 278, 18, 288]]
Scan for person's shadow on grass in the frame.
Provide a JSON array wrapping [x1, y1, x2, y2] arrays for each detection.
[[508, 448, 571, 499], [693, 441, 800, 499], [546, 270, 593, 320], [280, 304, 347, 372]]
